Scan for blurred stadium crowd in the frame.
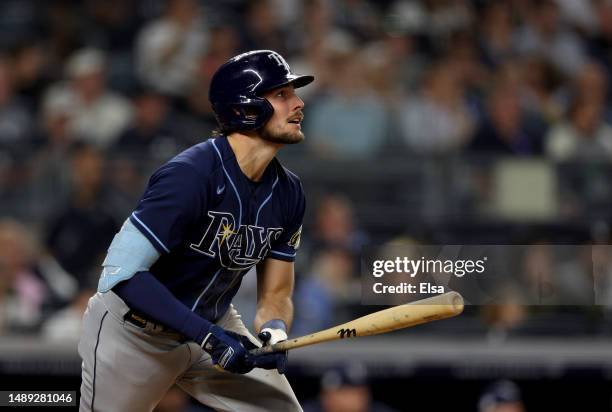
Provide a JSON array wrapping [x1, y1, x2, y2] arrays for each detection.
[[1, 0, 612, 351]]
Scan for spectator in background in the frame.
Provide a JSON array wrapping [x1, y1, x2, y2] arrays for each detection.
[[239, 0, 288, 54], [545, 97, 612, 161], [397, 59, 475, 154], [135, 0, 208, 99], [292, 247, 356, 336], [0, 219, 47, 334], [303, 363, 397, 412], [360, 33, 425, 102], [42, 287, 94, 342], [42, 1, 82, 77], [172, 25, 241, 145], [113, 86, 181, 161], [478, 380, 525, 412], [0, 56, 33, 147], [468, 82, 544, 155], [82, 0, 140, 53], [290, 0, 334, 57], [553, 245, 600, 305], [555, 0, 597, 33], [480, 291, 527, 343], [305, 47, 390, 158], [198, 25, 240, 80], [28, 92, 78, 219], [109, 86, 181, 218], [310, 194, 367, 254], [514, 0, 587, 77], [46, 142, 118, 288], [104, 153, 146, 224], [479, 2, 516, 68], [521, 243, 557, 305], [521, 57, 564, 122], [589, 0, 612, 82], [445, 31, 490, 103], [592, 244, 612, 307], [293, 196, 367, 332], [0, 219, 77, 335], [427, 0, 474, 40], [8, 40, 50, 114], [81, 0, 142, 93], [333, 0, 381, 42], [173, 78, 218, 147], [0, 1, 38, 48], [557, 61, 611, 123], [289, 29, 353, 102], [42, 48, 133, 148]]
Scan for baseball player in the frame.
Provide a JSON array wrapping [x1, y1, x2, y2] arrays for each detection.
[[78, 50, 313, 412]]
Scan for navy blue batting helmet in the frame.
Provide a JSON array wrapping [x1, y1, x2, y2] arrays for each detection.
[[209, 50, 314, 132]]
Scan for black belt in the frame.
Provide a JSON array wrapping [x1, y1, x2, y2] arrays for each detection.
[[124, 309, 180, 334], [123, 309, 187, 342], [123, 309, 155, 328]]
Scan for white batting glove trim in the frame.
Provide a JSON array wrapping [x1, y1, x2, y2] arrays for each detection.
[[260, 328, 288, 345], [201, 332, 213, 350]]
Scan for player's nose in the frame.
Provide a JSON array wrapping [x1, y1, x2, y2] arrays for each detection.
[[292, 94, 304, 110]]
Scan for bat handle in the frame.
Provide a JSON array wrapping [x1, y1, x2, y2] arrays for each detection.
[[249, 343, 281, 356]]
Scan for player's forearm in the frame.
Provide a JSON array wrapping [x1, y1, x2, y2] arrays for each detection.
[[255, 259, 296, 333], [254, 296, 294, 333]]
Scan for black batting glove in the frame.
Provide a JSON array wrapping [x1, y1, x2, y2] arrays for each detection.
[[254, 328, 288, 374], [201, 325, 254, 374]]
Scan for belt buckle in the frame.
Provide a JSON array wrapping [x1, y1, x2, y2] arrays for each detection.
[[124, 310, 175, 334], [124, 310, 149, 328]]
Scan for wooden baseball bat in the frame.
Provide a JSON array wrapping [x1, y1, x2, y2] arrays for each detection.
[[250, 291, 464, 355]]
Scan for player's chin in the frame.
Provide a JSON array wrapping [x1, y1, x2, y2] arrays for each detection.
[[283, 130, 305, 145], [262, 129, 304, 145]]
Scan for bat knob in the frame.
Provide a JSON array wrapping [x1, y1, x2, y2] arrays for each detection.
[[258, 331, 272, 344], [450, 291, 465, 313]]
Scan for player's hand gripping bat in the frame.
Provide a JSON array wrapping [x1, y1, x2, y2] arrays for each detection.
[[250, 291, 464, 355]]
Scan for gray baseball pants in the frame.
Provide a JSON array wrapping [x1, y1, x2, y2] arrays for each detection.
[[78, 291, 302, 412]]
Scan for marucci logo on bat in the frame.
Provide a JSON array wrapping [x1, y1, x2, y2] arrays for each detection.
[[337, 328, 357, 339]]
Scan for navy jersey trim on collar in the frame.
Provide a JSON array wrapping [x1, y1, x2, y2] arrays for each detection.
[[214, 135, 279, 191]]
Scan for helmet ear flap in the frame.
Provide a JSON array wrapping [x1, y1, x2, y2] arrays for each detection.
[[256, 97, 275, 128], [216, 97, 274, 132], [236, 97, 274, 130], [232, 105, 257, 121]]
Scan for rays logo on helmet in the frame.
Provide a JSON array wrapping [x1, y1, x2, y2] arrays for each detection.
[[267, 52, 291, 74]]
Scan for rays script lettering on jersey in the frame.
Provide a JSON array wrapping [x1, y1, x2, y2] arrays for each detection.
[[190, 211, 283, 270]]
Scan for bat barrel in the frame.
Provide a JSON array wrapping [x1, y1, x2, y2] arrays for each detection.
[[249, 291, 464, 356]]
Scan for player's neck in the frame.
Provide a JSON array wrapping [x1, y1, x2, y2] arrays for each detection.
[[227, 133, 280, 182]]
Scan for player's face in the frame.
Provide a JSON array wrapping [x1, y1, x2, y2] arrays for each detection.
[[260, 84, 305, 144]]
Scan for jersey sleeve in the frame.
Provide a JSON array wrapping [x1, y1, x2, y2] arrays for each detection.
[[129, 161, 204, 254], [268, 183, 306, 262]]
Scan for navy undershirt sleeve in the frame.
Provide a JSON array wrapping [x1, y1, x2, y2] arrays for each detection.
[[113, 271, 212, 344]]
